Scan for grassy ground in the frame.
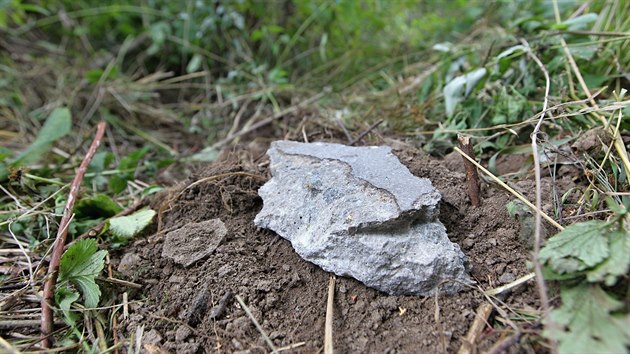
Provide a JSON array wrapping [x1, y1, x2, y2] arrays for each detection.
[[0, 0, 629, 352]]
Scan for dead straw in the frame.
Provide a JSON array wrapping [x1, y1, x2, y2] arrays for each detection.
[[234, 295, 278, 353], [520, 37, 552, 335], [324, 276, 335, 354]]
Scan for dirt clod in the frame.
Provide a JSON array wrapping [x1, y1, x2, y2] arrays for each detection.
[[115, 143, 542, 353]]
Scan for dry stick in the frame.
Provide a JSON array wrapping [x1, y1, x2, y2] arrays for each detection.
[[457, 303, 493, 354], [457, 135, 481, 207], [324, 276, 335, 354], [349, 120, 384, 146], [234, 295, 277, 353], [40, 121, 107, 349], [520, 38, 552, 336], [211, 92, 325, 150]]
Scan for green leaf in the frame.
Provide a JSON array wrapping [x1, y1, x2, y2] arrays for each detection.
[[186, 54, 203, 73], [59, 239, 107, 308], [12, 107, 72, 166], [443, 68, 486, 117], [548, 284, 630, 354], [55, 287, 80, 326], [75, 194, 123, 219], [107, 208, 156, 245], [539, 220, 609, 274], [587, 230, 630, 286]]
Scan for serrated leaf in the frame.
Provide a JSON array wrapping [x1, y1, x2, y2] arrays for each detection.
[[539, 220, 609, 273], [443, 68, 486, 117], [12, 107, 72, 166], [548, 284, 630, 354], [75, 194, 123, 219], [59, 239, 107, 308], [108, 208, 156, 243], [587, 230, 630, 286], [55, 287, 80, 325]]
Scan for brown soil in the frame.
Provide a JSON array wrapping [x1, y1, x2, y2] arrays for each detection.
[[112, 140, 563, 353]]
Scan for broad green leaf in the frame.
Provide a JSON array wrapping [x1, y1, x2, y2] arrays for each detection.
[[552, 13, 598, 31], [539, 220, 609, 274], [189, 146, 219, 162], [108, 208, 156, 244], [75, 194, 123, 219], [548, 284, 630, 354], [59, 239, 107, 308], [13, 107, 72, 166], [443, 68, 486, 117], [587, 230, 630, 286]]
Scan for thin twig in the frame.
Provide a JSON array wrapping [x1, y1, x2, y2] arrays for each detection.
[[324, 276, 335, 354], [349, 120, 384, 146], [487, 272, 536, 296], [235, 295, 277, 353], [40, 121, 107, 348], [520, 38, 552, 333]]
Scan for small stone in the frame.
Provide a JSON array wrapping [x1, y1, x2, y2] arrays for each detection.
[[143, 329, 163, 345], [162, 219, 227, 267], [254, 141, 471, 296], [499, 272, 516, 284], [175, 325, 192, 341], [118, 252, 141, 277]]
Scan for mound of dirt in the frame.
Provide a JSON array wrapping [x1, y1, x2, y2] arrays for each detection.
[[113, 141, 544, 353]]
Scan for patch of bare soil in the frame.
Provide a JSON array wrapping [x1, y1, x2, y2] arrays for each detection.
[[113, 141, 561, 353]]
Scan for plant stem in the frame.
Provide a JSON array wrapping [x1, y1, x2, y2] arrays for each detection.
[[40, 121, 107, 348]]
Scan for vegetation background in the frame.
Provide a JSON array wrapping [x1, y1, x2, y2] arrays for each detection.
[[0, 0, 628, 352]]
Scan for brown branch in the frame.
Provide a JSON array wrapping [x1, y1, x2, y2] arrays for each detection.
[[457, 135, 481, 207], [40, 121, 107, 348]]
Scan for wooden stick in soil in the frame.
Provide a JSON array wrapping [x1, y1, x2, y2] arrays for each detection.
[[457, 303, 493, 354], [324, 276, 335, 354], [40, 121, 107, 348], [457, 135, 481, 207], [235, 295, 278, 353]]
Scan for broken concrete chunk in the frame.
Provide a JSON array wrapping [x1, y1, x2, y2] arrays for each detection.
[[254, 141, 471, 296], [162, 219, 227, 267]]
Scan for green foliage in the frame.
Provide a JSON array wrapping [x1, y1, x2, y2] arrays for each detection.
[[540, 198, 630, 353], [58, 239, 107, 309], [549, 284, 630, 354], [108, 147, 150, 194], [11, 107, 71, 166], [75, 194, 123, 219], [106, 208, 156, 246]]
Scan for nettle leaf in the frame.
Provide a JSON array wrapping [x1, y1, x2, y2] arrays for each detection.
[[549, 284, 630, 354], [59, 239, 107, 308], [587, 230, 630, 286], [13, 107, 72, 166], [539, 220, 609, 273], [107, 208, 156, 245]]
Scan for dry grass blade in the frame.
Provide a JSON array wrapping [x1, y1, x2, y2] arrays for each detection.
[[454, 147, 563, 231], [324, 276, 335, 354], [234, 295, 278, 353], [520, 37, 552, 341], [457, 303, 493, 354]]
